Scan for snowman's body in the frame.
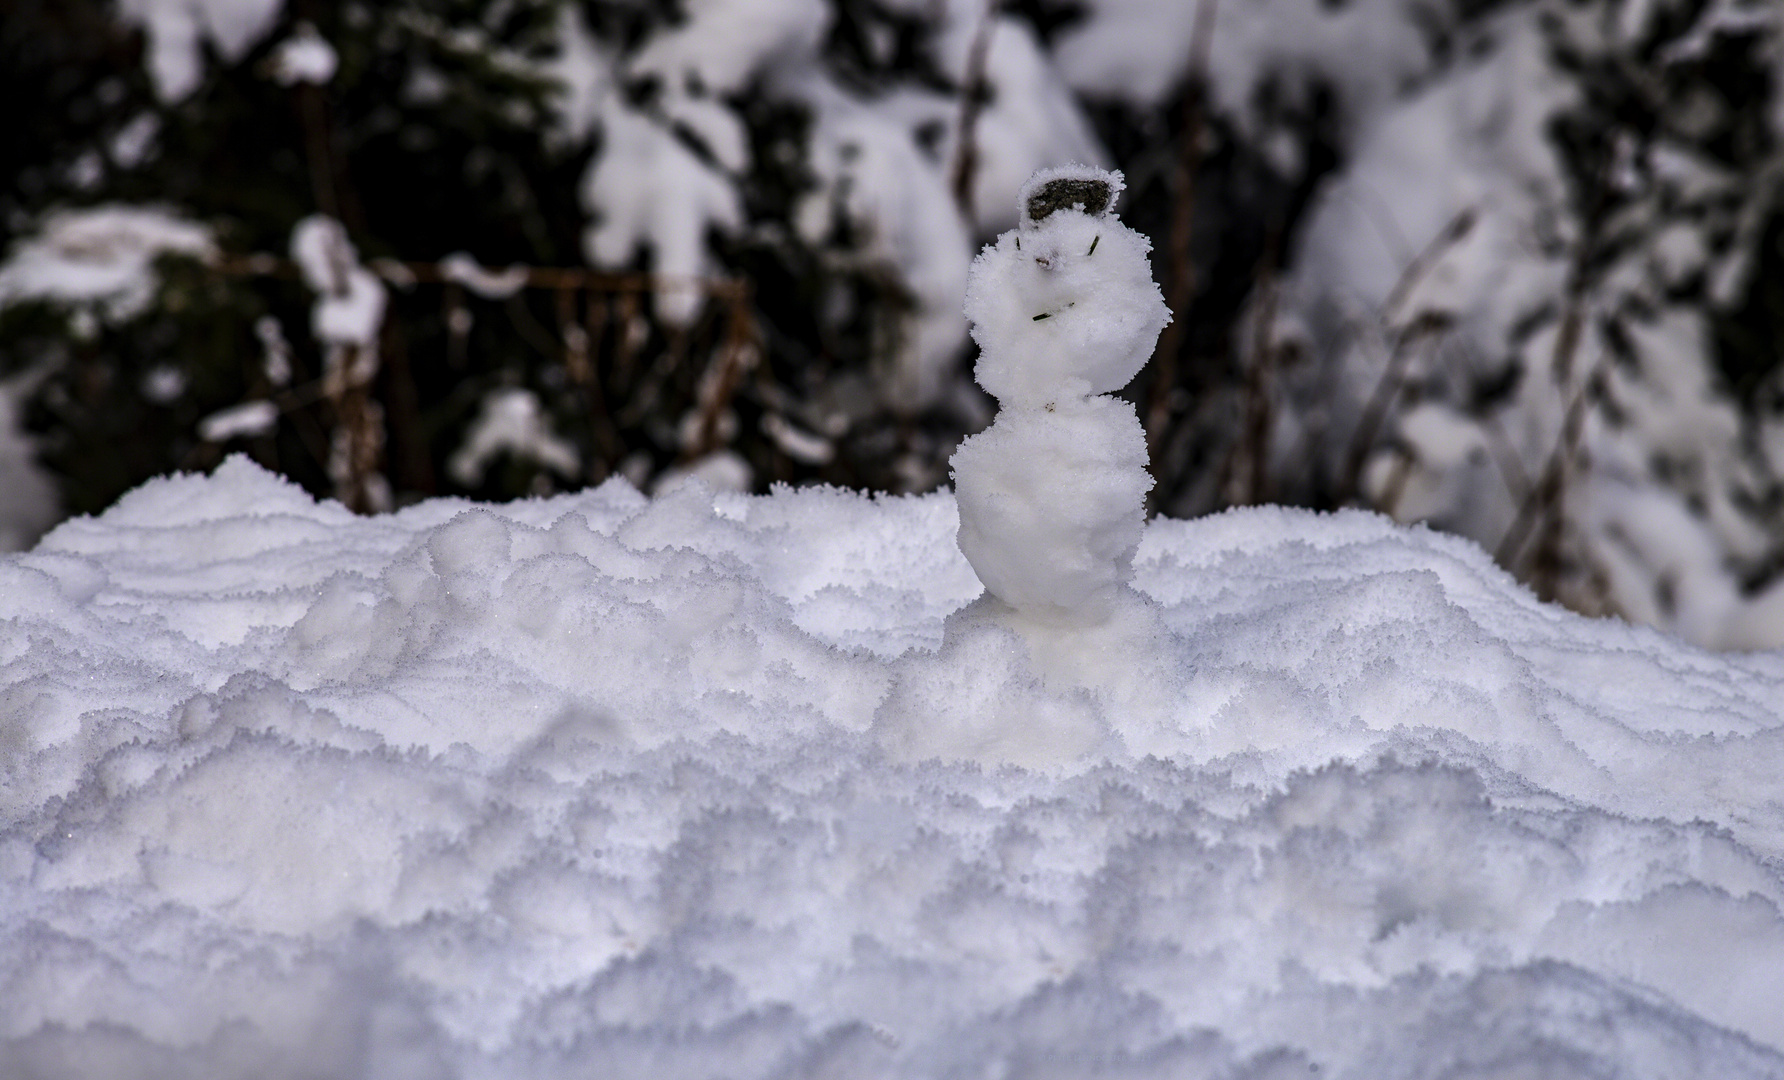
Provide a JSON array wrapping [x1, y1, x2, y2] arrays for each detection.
[[951, 165, 1171, 628]]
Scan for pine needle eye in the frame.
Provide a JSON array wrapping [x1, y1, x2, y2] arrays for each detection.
[[1087, 235, 1099, 256], [1032, 312, 1050, 321]]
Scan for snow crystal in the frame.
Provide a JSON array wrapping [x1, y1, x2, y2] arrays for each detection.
[[5, 456, 1784, 1077]]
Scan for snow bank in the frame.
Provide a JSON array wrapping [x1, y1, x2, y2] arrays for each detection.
[[4, 456, 1784, 1076]]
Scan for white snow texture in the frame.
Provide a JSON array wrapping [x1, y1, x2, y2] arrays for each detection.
[[4, 455, 1784, 1077]]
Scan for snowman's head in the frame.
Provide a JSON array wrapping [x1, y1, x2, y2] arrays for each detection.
[[963, 166, 1171, 408]]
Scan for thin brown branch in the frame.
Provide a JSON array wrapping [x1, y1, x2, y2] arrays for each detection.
[[209, 251, 747, 300], [1221, 237, 1281, 507], [1492, 341, 1607, 580], [1339, 312, 1450, 504], [1144, 0, 1219, 467], [1381, 208, 1476, 322], [949, 0, 1000, 220], [1491, 149, 1618, 584], [686, 285, 761, 460], [295, 83, 340, 221]]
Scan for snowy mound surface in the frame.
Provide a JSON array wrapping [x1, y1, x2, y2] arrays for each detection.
[[4, 456, 1784, 1077]]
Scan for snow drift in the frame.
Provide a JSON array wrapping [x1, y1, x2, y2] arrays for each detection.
[[3, 456, 1784, 1077]]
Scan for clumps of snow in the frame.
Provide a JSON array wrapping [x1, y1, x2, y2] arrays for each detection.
[[1265, 5, 1784, 648], [448, 388, 581, 487], [541, 4, 611, 146], [652, 449, 754, 495], [438, 252, 530, 300], [255, 314, 293, 386], [0, 204, 214, 325], [793, 92, 975, 409], [4, 456, 1784, 1074], [945, 15, 1111, 236], [1055, 0, 1446, 171], [580, 99, 742, 327], [198, 400, 278, 443], [549, 0, 1112, 408], [113, 0, 285, 102], [627, 0, 828, 99], [267, 22, 339, 87], [107, 113, 161, 170], [556, 0, 809, 329], [289, 215, 386, 350]]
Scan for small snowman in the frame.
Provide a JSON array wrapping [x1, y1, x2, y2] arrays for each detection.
[[951, 164, 1171, 630], [875, 168, 1172, 764]]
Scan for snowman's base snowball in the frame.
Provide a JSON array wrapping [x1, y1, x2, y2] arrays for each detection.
[[951, 394, 1151, 625], [875, 589, 1174, 769]]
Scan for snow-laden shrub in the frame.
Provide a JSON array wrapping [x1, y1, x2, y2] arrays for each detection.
[[1261, 0, 1784, 646], [0, 0, 1118, 525]]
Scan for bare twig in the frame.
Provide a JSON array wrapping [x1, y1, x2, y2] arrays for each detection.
[[1492, 342, 1607, 581], [1144, 0, 1219, 467], [210, 252, 746, 299], [295, 83, 340, 222], [1491, 148, 1618, 589], [1222, 235, 1281, 506], [1329, 207, 1475, 505], [1339, 312, 1450, 503], [1381, 208, 1476, 323], [686, 285, 760, 459], [949, 0, 1000, 221], [208, 251, 754, 499]]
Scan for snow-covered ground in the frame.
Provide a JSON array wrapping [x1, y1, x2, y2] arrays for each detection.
[[4, 454, 1784, 1077]]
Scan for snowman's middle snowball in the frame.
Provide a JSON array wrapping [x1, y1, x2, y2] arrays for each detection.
[[952, 393, 1152, 624]]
